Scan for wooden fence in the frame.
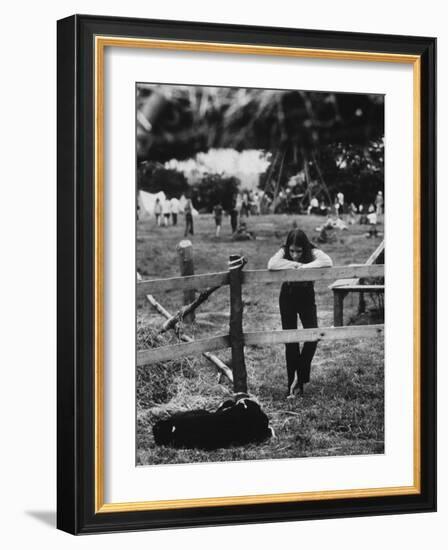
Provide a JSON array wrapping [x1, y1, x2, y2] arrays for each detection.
[[137, 260, 384, 393]]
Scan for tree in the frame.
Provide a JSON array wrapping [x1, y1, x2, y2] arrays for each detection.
[[137, 85, 384, 162], [316, 139, 384, 205], [137, 162, 188, 198], [191, 174, 240, 212]]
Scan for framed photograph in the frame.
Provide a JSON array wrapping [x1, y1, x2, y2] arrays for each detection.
[[57, 14, 436, 534]]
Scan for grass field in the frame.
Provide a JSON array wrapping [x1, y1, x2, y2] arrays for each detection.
[[136, 213, 384, 466]]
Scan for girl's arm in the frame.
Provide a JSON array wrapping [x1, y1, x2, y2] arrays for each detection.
[[267, 248, 301, 270], [300, 248, 333, 269]]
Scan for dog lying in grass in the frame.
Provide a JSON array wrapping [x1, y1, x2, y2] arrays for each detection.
[[153, 394, 274, 450]]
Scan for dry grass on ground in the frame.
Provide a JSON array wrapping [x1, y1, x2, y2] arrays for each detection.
[[136, 213, 384, 466]]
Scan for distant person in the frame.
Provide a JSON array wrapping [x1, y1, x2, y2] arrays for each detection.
[[230, 194, 239, 233], [162, 199, 171, 226], [233, 192, 243, 223], [184, 198, 194, 237], [337, 191, 345, 215], [232, 221, 255, 241], [230, 208, 238, 233], [367, 210, 378, 237], [241, 192, 250, 217], [348, 202, 358, 224], [317, 224, 333, 244], [307, 196, 319, 215], [375, 190, 384, 219], [332, 197, 340, 217], [285, 188, 292, 213], [170, 196, 180, 226], [213, 203, 223, 238], [253, 191, 261, 215], [359, 203, 368, 224], [316, 217, 338, 244], [248, 191, 257, 215], [267, 229, 333, 397], [319, 201, 328, 216], [154, 197, 162, 226], [236, 193, 243, 214], [276, 189, 287, 213], [264, 193, 273, 213]]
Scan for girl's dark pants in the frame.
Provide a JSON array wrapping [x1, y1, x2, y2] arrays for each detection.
[[279, 282, 318, 389]]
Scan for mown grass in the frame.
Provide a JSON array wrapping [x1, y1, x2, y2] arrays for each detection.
[[136, 213, 384, 465]]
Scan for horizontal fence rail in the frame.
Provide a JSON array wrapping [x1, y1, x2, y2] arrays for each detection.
[[244, 325, 384, 346], [138, 264, 384, 295], [137, 271, 229, 296], [242, 264, 384, 285], [137, 334, 230, 366], [137, 324, 384, 366]]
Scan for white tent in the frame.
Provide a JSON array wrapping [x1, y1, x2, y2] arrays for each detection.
[[138, 190, 199, 219], [138, 190, 166, 219]]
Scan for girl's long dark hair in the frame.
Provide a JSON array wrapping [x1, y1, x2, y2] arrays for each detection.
[[283, 229, 316, 263]]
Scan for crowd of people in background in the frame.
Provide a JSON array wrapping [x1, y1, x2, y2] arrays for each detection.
[[149, 191, 262, 240], [154, 196, 181, 227], [307, 190, 382, 222], [313, 190, 384, 242], [306, 190, 383, 221], [146, 188, 383, 242], [152, 195, 195, 237]]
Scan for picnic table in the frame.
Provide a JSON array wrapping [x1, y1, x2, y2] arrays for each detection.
[[329, 240, 384, 326]]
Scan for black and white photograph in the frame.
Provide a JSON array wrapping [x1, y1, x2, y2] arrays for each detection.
[[135, 83, 385, 466]]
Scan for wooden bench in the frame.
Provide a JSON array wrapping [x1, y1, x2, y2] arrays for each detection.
[[329, 240, 384, 326]]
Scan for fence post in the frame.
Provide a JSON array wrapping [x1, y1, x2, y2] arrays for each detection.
[[333, 291, 346, 326], [177, 239, 195, 323], [228, 254, 247, 393]]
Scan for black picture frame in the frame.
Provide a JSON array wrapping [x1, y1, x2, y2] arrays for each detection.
[[57, 14, 436, 535]]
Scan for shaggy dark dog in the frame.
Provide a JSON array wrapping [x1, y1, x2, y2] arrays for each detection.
[[152, 395, 273, 450]]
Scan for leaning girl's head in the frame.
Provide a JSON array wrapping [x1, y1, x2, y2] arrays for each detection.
[[283, 229, 315, 263]]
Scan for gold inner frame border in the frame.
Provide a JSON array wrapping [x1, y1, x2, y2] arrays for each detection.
[[94, 35, 421, 513]]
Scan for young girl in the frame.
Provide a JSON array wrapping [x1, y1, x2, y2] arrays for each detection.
[[213, 202, 223, 238], [154, 197, 162, 226], [268, 229, 333, 397], [184, 197, 194, 237]]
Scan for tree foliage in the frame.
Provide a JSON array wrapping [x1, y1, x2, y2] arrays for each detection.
[[137, 162, 189, 198], [137, 85, 384, 163], [190, 174, 240, 212], [317, 139, 384, 204]]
